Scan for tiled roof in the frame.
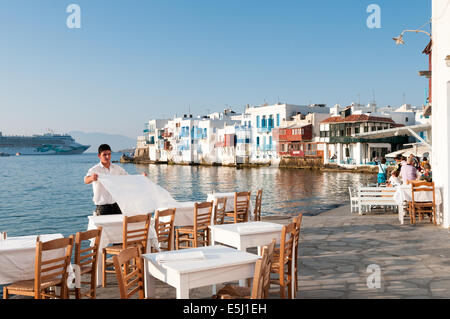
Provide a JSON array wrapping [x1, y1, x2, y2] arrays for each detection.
[[320, 114, 396, 124]]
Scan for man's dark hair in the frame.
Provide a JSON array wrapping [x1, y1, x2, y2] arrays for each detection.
[[381, 157, 387, 164], [98, 144, 112, 155], [423, 157, 428, 161]]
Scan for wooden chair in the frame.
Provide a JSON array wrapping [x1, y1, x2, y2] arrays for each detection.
[[102, 214, 151, 287], [253, 189, 263, 221], [408, 181, 436, 225], [213, 239, 276, 299], [154, 208, 176, 252], [71, 228, 102, 299], [224, 191, 251, 224], [176, 201, 213, 249], [270, 222, 295, 299], [213, 197, 227, 225], [3, 236, 74, 299], [292, 214, 303, 297], [113, 246, 145, 299]]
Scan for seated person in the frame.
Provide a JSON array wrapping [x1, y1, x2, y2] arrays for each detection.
[[401, 157, 418, 185], [419, 164, 432, 182], [387, 170, 402, 187]]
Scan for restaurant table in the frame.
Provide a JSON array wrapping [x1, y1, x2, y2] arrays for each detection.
[[206, 192, 254, 222], [209, 221, 285, 292], [142, 245, 259, 299], [87, 214, 159, 287], [393, 185, 443, 225], [0, 234, 64, 285]]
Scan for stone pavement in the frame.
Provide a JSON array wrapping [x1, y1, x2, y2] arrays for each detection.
[[11, 205, 450, 299], [298, 205, 450, 299]]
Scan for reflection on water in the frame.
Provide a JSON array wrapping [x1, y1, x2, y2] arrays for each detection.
[[0, 153, 376, 239]]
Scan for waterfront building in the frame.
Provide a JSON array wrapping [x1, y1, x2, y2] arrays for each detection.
[[143, 119, 170, 162], [319, 112, 408, 165], [431, 0, 450, 228], [245, 103, 330, 163]]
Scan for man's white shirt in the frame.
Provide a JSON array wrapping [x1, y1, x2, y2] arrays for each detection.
[[86, 162, 128, 205]]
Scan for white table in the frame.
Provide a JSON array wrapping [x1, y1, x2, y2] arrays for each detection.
[[142, 245, 259, 299], [209, 221, 283, 290], [206, 192, 254, 222], [394, 185, 443, 225], [209, 221, 282, 254], [87, 214, 159, 287], [0, 234, 64, 285]]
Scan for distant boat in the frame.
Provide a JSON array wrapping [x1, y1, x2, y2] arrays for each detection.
[[0, 131, 90, 155], [0, 152, 10, 157]]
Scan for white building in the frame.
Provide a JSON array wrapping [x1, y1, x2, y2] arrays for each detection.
[[245, 103, 330, 162], [432, 0, 450, 228]]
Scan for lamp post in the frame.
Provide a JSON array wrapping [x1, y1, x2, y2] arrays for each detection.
[[393, 28, 433, 105], [392, 29, 432, 45]]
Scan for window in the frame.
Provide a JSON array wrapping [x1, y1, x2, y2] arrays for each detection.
[[277, 114, 280, 127], [256, 137, 260, 146], [364, 127, 369, 133], [355, 127, 360, 134], [256, 116, 260, 128], [262, 116, 267, 128], [406, 117, 409, 122]]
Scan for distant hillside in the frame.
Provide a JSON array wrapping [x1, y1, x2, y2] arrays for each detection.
[[69, 131, 137, 153]]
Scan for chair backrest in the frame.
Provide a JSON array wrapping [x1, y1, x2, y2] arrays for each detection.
[[253, 189, 263, 221], [411, 181, 435, 204], [292, 214, 303, 263], [279, 222, 296, 268], [154, 208, 176, 251], [74, 228, 102, 275], [194, 201, 214, 231], [34, 236, 74, 299], [123, 214, 151, 253], [113, 246, 145, 299], [251, 238, 276, 299], [234, 191, 251, 223], [214, 197, 227, 225]]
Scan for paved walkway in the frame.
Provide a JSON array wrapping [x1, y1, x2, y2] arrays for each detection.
[[298, 205, 450, 299]]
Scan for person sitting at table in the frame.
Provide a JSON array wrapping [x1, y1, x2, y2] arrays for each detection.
[[400, 157, 418, 185], [421, 156, 429, 169], [84, 144, 128, 215], [419, 163, 432, 182], [387, 170, 402, 188]]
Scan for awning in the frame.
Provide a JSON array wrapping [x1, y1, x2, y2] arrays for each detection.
[[385, 144, 431, 158], [356, 123, 432, 149]]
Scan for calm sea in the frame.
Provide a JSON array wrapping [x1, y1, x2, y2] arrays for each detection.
[[0, 153, 376, 238]]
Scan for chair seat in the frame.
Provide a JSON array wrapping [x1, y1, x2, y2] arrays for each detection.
[[7, 278, 62, 292], [213, 284, 251, 299], [177, 226, 208, 233], [104, 244, 123, 253]]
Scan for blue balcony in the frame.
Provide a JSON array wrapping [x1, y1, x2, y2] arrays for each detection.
[[257, 127, 273, 133]]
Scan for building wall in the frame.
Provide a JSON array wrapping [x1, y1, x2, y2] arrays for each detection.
[[432, 0, 450, 227]]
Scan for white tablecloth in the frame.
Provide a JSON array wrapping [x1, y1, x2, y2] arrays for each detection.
[[87, 214, 160, 287], [0, 234, 64, 285], [206, 192, 254, 222], [393, 185, 443, 225], [156, 202, 199, 227]]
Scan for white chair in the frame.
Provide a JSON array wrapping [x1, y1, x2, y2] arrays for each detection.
[[348, 187, 359, 213]]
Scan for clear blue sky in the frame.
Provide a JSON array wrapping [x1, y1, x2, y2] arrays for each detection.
[[0, 0, 431, 138]]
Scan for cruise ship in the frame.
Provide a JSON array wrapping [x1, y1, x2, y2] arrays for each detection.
[[0, 131, 90, 155]]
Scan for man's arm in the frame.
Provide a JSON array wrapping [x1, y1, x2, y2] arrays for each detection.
[[84, 173, 98, 184]]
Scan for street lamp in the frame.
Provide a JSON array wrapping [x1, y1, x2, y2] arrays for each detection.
[[392, 29, 432, 45]]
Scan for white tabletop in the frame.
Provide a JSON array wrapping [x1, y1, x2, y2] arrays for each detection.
[[143, 245, 259, 274], [157, 201, 199, 227], [210, 221, 282, 235], [0, 234, 64, 285]]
